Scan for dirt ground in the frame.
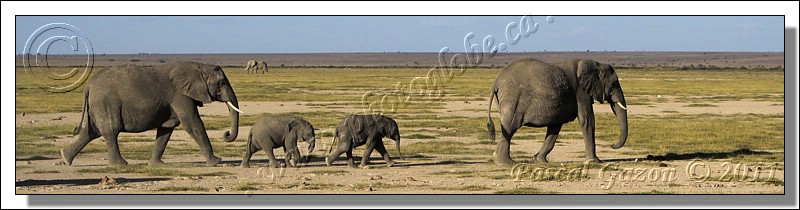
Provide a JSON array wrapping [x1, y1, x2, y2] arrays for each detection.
[[15, 99, 785, 194]]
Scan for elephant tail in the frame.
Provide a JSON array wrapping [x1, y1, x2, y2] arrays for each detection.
[[486, 86, 498, 143], [73, 88, 90, 136]]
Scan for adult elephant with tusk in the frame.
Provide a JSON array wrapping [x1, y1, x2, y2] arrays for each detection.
[[62, 62, 243, 167], [486, 59, 629, 165]]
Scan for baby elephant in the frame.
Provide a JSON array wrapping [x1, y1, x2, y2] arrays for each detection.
[[242, 117, 316, 168], [326, 114, 402, 168]]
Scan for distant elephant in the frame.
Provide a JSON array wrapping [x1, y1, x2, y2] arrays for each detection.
[[244, 60, 268, 74], [326, 114, 402, 168], [241, 117, 316, 168], [62, 62, 243, 167], [486, 59, 628, 165]]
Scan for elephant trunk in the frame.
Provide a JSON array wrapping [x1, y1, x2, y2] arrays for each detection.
[[610, 101, 628, 149], [222, 86, 240, 142], [305, 137, 316, 163]]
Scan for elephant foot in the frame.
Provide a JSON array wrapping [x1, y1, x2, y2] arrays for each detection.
[[241, 161, 250, 168], [325, 157, 332, 166], [109, 158, 129, 166], [148, 159, 166, 166], [386, 160, 394, 168], [533, 153, 549, 163], [60, 149, 74, 166], [205, 156, 222, 167], [347, 162, 358, 168], [586, 157, 602, 163], [358, 162, 369, 168], [493, 154, 515, 166]]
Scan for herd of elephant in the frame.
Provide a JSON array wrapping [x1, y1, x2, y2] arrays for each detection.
[[60, 58, 628, 169]]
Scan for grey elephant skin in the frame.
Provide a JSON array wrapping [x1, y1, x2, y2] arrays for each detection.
[[241, 117, 316, 168], [62, 62, 242, 167], [326, 114, 402, 168], [486, 59, 629, 165], [244, 60, 268, 74]]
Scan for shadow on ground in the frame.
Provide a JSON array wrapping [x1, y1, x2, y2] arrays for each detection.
[[16, 177, 172, 187], [16, 156, 59, 161], [604, 148, 779, 162]]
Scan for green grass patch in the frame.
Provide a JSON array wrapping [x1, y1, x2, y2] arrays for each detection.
[[431, 185, 491, 191], [405, 134, 437, 139], [592, 113, 784, 162], [27, 170, 62, 174], [233, 181, 264, 191], [157, 186, 209, 192], [350, 182, 410, 190], [403, 141, 490, 155], [77, 165, 232, 177]]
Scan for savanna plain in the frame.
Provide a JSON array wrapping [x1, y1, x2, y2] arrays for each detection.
[[15, 53, 785, 194]]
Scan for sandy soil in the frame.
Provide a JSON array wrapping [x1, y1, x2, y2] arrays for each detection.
[[15, 99, 785, 194]]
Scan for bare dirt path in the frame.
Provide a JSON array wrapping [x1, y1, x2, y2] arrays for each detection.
[[15, 100, 784, 127]]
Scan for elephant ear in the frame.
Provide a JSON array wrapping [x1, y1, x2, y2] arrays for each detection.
[[287, 119, 300, 139], [577, 60, 606, 103], [598, 64, 618, 96], [170, 64, 212, 103], [372, 115, 385, 131]]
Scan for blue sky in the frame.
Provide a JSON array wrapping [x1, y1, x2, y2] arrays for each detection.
[[15, 16, 784, 54]]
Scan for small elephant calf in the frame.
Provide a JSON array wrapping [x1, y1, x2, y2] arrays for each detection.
[[241, 117, 315, 168], [326, 114, 402, 168]]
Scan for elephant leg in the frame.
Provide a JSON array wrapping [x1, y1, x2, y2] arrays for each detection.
[[346, 148, 356, 168], [494, 123, 520, 166], [149, 127, 174, 165], [241, 141, 258, 168], [534, 124, 563, 163], [374, 140, 394, 167], [325, 147, 345, 167], [101, 131, 128, 166], [61, 127, 101, 166], [173, 99, 221, 166], [283, 147, 298, 168], [265, 148, 280, 168], [325, 136, 351, 167], [359, 138, 377, 168], [289, 148, 301, 167], [577, 108, 601, 162]]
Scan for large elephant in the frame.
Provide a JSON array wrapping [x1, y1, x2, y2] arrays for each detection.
[[244, 60, 268, 74], [241, 117, 316, 168], [62, 62, 243, 167], [486, 59, 628, 165], [326, 114, 402, 168]]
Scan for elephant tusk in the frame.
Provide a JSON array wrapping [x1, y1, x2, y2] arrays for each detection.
[[226, 101, 244, 113], [616, 102, 628, 111]]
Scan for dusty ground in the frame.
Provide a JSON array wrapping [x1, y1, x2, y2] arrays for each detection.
[[15, 99, 785, 194]]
